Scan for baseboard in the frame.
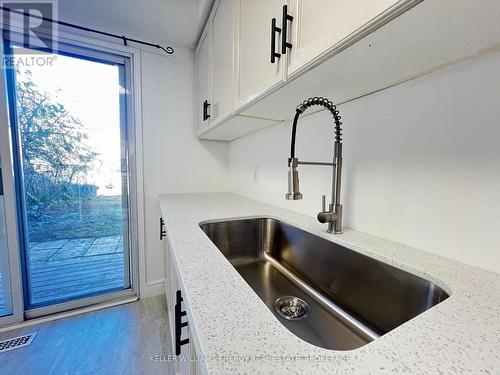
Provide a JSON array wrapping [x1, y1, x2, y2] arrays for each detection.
[[0, 296, 138, 334], [145, 278, 165, 297]]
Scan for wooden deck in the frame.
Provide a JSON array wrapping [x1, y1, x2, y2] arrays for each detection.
[[30, 254, 126, 306], [0, 235, 128, 311], [29, 236, 127, 306]]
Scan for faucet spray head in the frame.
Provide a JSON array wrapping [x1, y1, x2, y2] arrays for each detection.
[[286, 158, 303, 200]]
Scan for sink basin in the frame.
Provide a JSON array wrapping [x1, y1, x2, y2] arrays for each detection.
[[199, 217, 449, 350]]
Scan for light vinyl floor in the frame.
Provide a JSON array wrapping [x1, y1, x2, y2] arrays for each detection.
[[0, 295, 174, 375]]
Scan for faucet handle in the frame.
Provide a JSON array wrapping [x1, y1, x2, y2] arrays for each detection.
[[321, 195, 326, 212]]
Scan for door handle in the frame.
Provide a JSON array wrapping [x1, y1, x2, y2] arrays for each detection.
[[175, 290, 190, 355], [0, 167, 3, 196], [160, 217, 166, 240], [281, 5, 293, 54], [203, 99, 211, 121], [270, 18, 281, 63]]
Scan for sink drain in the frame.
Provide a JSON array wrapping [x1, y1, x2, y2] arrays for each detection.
[[274, 296, 310, 320]]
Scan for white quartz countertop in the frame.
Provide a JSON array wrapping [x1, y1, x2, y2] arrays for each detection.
[[159, 192, 500, 375]]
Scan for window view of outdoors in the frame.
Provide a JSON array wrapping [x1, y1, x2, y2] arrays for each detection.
[[13, 48, 130, 307]]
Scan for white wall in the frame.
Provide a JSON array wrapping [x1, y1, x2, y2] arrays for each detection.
[[52, 7, 228, 296], [141, 46, 227, 294], [228, 51, 500, 274]]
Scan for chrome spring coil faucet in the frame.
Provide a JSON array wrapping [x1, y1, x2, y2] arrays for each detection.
[[286, 97, 343, 234]]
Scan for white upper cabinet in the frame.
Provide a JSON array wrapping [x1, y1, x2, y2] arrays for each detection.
[[235, 0, 286, 108], [197, 0, 416, 139], [196, 0, 500, 141], [211, 0, 234, 125], [286, 0, 400, 75], [195, 26, 211, 130]]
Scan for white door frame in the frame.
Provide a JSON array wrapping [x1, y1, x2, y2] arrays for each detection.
[[0, 45, 24, 325], [0, 23, 148, 323]]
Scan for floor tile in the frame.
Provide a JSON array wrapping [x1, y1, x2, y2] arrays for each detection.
[[93, 236, 121, 245], [115, 240, 124, 253], [30, 239, 68, 251], [48, 246, 88, 261], [84, 243, 119, 257], [62, 237, 95, 249], [29, 249, 58, 264]]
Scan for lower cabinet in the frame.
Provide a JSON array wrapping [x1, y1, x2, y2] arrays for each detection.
[[165, 241, 201, 375]]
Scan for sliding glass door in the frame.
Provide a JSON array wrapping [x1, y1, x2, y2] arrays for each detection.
[[0, 53, 23, 326], [4, 39, 136, 314], [0, 164, 14, 318]]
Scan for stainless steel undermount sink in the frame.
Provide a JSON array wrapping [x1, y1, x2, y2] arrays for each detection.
[[200, 217, 449, 351]]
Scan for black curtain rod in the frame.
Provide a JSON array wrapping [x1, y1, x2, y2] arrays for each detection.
[[0, 6, 174, 54]]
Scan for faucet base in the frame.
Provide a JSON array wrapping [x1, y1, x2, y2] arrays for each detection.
[[321, 204, 342, 234], [286, 192, 303, 200], [327, 229, 344, 234]]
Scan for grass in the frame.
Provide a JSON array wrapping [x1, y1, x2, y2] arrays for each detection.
[[27, 196, 125, 242]]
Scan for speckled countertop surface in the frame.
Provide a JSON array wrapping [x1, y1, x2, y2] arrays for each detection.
[[159, 193, 500, 375]]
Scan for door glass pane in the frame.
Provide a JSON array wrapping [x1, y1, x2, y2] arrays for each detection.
[[0, 166, 13, 317], [8, 46, 131, 308]]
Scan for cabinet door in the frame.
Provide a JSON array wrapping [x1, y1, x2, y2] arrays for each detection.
[[287, 0, 399, 75], [211, 0, 234, 125], [236, 0, 286, 107], [189, 337, 199, 375], [196, 27, 211, 130], [176, 285, 195, 375], [178, 321, 191, 374], [165, 243, 178, 353]]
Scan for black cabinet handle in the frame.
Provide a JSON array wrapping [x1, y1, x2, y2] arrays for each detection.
[[175, 290, 190, 355], [160, 217, 166, 240], [281, 5, 293, 54], [203, 99, 211, 121], [0, 167, 3, 196], [270, 18, 281, 63]]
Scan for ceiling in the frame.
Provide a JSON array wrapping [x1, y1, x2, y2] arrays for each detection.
[[57, 0, 210, 48]]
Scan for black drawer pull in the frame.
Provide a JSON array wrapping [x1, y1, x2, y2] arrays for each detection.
[[270, 17, 281, 63], [160, 218, 166, 240], [0, 166, 4, 196], [175, 290, 190, 355], [203, 99, 211, 121], [281, 5, 293, 54]]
